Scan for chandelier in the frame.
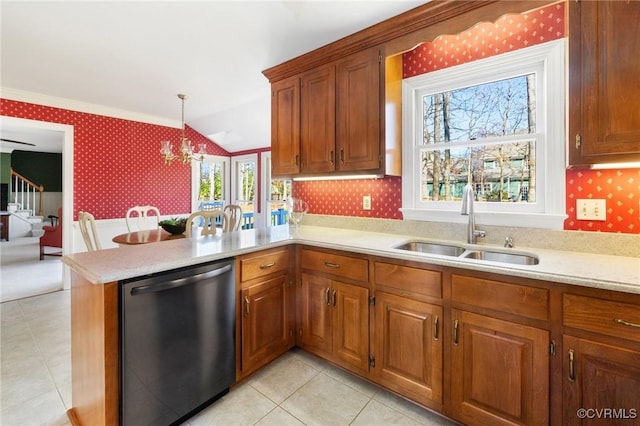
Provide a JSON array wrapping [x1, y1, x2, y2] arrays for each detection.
[[160, 94, 207, 164]]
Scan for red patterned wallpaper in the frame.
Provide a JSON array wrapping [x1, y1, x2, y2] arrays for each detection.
[[1, 99, 229, 220], [565, 168, 640, 233], [403, 2, 565, 78], [293, 176, 402, 220]]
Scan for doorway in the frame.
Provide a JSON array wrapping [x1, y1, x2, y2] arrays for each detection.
[[0, 115, 74, 299]]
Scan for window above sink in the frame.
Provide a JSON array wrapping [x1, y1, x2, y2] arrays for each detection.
[[401, 40, 567, 230]]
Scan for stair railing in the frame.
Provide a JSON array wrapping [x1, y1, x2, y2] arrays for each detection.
[[10, 168, 44, 216]]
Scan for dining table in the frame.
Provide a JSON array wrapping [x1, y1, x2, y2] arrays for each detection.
[[112, 228, 186, 245]]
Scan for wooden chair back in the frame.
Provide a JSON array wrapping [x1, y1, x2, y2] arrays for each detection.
[[78, 211, 101, 251], [223, 204, 243, 232], [185, 209, 225, 237], [125, 205, 160, 232]]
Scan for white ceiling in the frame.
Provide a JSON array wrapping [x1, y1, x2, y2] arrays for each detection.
[[0, 0, 425, 154]]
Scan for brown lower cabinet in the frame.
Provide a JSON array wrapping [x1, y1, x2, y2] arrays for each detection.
[[236, 247, 295, 379], [562, 336, 640, 426], [373, 291, 443, 410], [298, 247, 370, 375], [450, 309, 550, 425], [562, 292, 640, 425]]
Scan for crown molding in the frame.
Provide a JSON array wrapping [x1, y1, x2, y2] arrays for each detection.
[[0, 87, 181, 128]]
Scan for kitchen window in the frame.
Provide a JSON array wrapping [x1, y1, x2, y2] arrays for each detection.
[[401, 40, 566, 229]]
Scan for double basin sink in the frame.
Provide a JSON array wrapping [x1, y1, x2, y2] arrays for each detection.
[[394, 241, 539, 265]]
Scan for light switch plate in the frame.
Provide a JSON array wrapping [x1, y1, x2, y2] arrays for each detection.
[[363, 195, 371, 210], [576, 199, 606, 221]]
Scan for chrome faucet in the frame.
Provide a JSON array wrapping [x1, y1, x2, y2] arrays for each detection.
[[461, 184, 486, 244]]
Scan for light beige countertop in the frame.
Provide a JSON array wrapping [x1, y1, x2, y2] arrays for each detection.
[[62, 225, 640, 294]]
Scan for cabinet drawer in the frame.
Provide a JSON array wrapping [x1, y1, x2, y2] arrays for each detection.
[[374, 262, 442, 298], [563, 294, 640, 343], [301, 249, 368, 282], [240, 248, 289, 283], [451, 274, 549, 321]]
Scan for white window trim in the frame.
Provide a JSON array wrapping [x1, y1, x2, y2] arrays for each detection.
[[401, 39, 567, 230], [191, 154, 230, 212], [260, 152, 272, 228], [231, 152, 258, 208]]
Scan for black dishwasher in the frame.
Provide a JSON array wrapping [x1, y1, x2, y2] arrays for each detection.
[[120, 258, 235, 426]]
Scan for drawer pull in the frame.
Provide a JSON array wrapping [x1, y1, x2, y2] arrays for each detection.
[[325, 287, 331, 306], [323, 261, 340, 268], [259, 262, 276, 269], [453, 319, 459, 345], [614, 318, 640, 329], [568, 349, 575, 382], [244, 296, 250, 317], [433, 315, 439, 341]]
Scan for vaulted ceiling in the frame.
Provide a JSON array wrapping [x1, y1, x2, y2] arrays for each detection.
[[1, 1, 425, 153]]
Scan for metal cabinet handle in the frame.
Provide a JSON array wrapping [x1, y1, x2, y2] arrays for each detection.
[[325, 287, 331, 305], [324, 261, 340, 268], [434, 315, 439, 341], [295, 154, 299, 167], [332, 289, 337, 307], [244, 296, 250, 317], [614, 318, 640, 329], [568, 349, 575, 382], [453, 319, 459, 345], [340, 148, 344, 163], [259, 262, 276, 269], [330, 150, 334, 165]]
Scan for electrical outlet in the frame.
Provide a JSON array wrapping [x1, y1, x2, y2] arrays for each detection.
[[363, 195, 371, 210], [576, 199, 606, 221]]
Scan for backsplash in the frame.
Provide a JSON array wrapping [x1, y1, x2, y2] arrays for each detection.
[[1, 98, 229, 220], [294, 176, 402, 220], [564, 168, 639, 233]]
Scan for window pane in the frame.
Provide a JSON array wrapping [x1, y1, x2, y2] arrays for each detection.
[[420, 141, 535, 203], [421, 74, 535, 145], [199, 161, 224, 202]]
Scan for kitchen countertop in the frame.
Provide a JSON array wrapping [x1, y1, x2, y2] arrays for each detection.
[[62, 225, 640, 294]]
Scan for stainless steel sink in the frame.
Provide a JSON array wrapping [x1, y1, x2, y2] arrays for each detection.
[[394, 241, 466, 257], [462, 250, 539, 265], [393, 240, 539, 266]]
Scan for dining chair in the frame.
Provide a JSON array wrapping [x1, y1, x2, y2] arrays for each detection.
[[78, 211, 102, 251], [223, 204, 243, 232], [125, 205, 161, 232], [185, 209, 226, 237]]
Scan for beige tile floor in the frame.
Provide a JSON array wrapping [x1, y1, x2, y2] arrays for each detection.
[[1, 290, 457, 426]]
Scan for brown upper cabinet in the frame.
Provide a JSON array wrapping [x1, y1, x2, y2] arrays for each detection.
[[271, 76, 301, 176], [568, 0, 640, 166], [270, 47, 382, 178]]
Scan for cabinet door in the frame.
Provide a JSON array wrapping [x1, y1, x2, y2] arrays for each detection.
[[563, 335, 640, 426], [336, 47, 381, 172], [373, 292, 443, 410], [301, 65, 336, 173], [332, 281, 369, 374], [299, 272, 332, 355], [569, 0, 640, 165], [240, 275, 293, 375], [450, 309, 549, 426], [271, 76, 300, 176]]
